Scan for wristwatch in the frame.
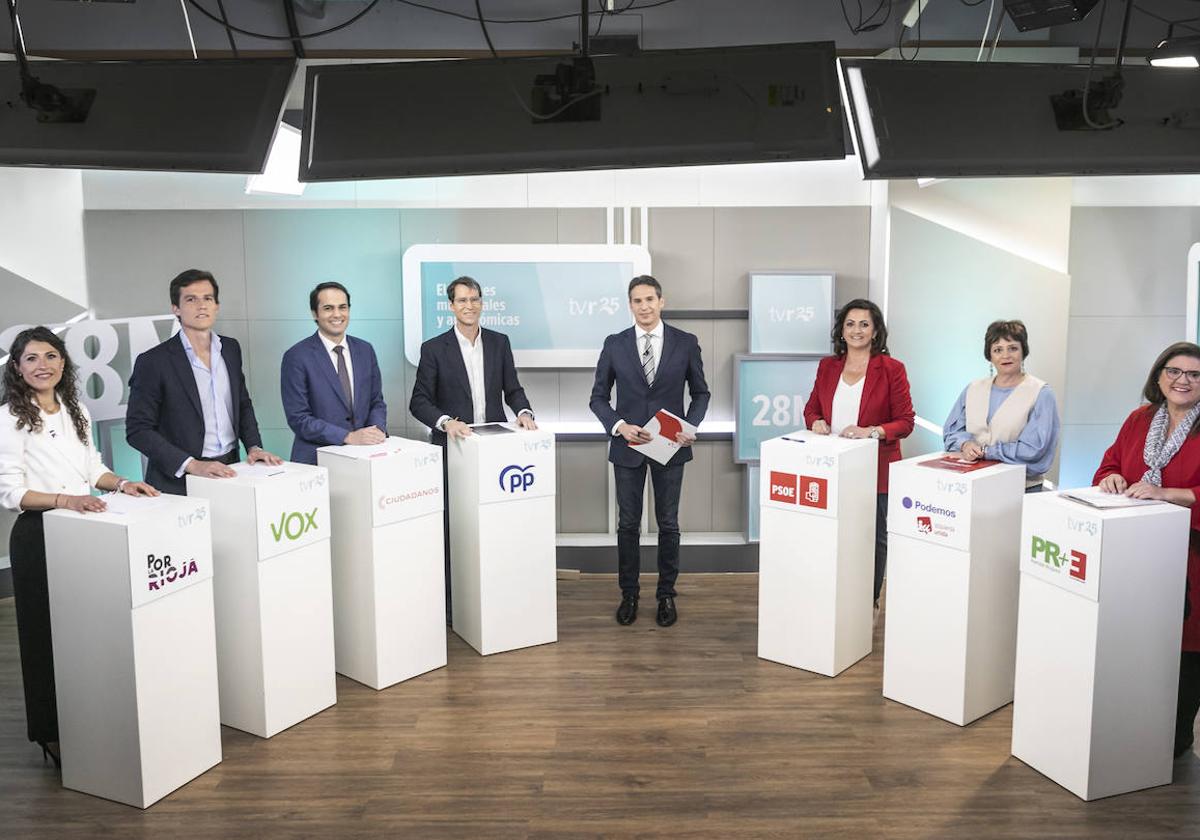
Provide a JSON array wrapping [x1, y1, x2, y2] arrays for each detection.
[[869, 426, 883, 440]]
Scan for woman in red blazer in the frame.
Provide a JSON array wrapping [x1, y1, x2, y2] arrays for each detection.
[[803, 298, 915, 608], [1094, 341, 1200, 759]]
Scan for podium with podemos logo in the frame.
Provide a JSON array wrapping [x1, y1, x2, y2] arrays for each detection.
[[187, 461, 336, 738], [1011, 490, 1189, 800], [447, 425, 557, 655], [882, 455, 1026, 725], [318, 437, 447, 689], [43, 494, 221, 808], [757, 431, 878, 676]]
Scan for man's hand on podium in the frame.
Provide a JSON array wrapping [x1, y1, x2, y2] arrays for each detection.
[[121, 481, 159, 497], [186, 459, 237, 479], [516, 413, 538, 431], [247, 446, 283, 467], [345, 426, 387, 446], [444, 419, 472, 439], [618, 422, 653, 444]]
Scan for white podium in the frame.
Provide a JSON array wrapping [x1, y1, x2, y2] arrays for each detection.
[[757, 431, 878, 676], [447, 425, 557, 655], [187, 461, 336, 738], [882, 455, 1026, 725], [1011, 490, 1189, 800], [44, 494, 221, 808], [318, 437, 447, 689]]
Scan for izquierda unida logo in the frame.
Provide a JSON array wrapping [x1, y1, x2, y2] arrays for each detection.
[[270, 508, 319, 542], [379, 488, 439, 509], [499, 463, 536, 493], [147, 553, 199, 591]]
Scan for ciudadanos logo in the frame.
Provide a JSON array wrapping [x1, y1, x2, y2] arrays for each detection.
[[499, 463, 536, 493]]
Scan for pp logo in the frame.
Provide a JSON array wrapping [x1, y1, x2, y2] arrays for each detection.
[[1030, 535, 1087, 582], [769, 471, 797, 504], [797, 475, 828, 509], [917, 516, 933, 534], [499, 464, 536, 493]]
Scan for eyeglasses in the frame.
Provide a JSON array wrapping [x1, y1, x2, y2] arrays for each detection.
[[1162, 366, 1200, 383]]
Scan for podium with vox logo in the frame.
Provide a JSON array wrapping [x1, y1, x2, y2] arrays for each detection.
[[1011, 491, 1189, 800], [447, 426, 557, 655], [318, 437, 447, 689], [882, 455, 1026, 725], [757, 431, 878, 676], [187, 462, 336, 737], [43, 494, 221, 808]]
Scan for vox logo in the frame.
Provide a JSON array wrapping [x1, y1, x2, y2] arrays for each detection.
[[798, 475, 828, 509], [1030, 535, 1087, 581], [769, 471, 797, 503], [270, 508, 319, 542]]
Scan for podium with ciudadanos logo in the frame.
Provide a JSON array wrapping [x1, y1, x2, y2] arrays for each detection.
[[43, 493, 221, 808], [757, 431, 877, 676], [187, 461, 336, 738], [882, 455, 1026, 726], [1011, 490, 1189, 800], [446, 424, 557, 655], [318, 437, 447, 689]]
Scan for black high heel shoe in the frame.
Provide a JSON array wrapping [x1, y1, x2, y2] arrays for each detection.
[[37, 741, 61, 769]]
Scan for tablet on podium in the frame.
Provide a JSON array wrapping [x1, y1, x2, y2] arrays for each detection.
[[44, 493, 221, 808]]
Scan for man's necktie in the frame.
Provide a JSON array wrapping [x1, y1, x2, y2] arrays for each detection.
[[334, 345, 353, 408], [642, 333, 656, 386]]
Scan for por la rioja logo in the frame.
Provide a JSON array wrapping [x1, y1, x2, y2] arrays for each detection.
[[147, 553, 199, 591], [270, 508, 319, 542]]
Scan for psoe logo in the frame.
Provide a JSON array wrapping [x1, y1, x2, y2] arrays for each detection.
[[936, 479, 968, 496], [1067, 516, 1099, 537], [270, 508, 319, 542], [769, 471, 797, 504], [1030, 535, 1087, 582], [147, 553, 199, 591], [298, 473, 326, 492], [499, 464, 536, 493], [177, 507, 207, 529], [378, 487, 439, 509], [798, 475, 828, 509]]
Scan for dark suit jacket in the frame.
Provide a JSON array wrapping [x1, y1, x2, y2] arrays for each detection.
[[589, 324, 710, 468], [802, 353, 915, 494], [408, 327, 531, 446], [125, 332, 263, 496], [280, 333, 387, 464]]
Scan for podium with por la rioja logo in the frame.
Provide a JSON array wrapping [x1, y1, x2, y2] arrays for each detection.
[[187, 461, 336, 738], [1011, 490, 1189, 800], [43, 494, 221, 808], [882, 455, 1026, 725], [446, 425, 557, 655], [757, 431, 878, 676], [318, 437, 447, 689]]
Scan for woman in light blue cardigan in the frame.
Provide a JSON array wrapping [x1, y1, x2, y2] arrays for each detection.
[[943, 320, 1060, 491]]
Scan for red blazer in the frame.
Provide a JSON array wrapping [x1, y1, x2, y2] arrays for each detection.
[[803, 353, 915, 494], [1094, 406, 1200, 652]]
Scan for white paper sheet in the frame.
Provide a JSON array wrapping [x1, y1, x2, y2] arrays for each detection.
[[629, 409, 698, 466], [1059, 486, 1164, 509]]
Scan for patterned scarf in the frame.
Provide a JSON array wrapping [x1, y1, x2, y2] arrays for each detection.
[[1141, 402, 1200, 486]]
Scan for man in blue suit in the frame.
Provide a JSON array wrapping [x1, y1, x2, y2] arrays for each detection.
[[126, 269, 283, 496], [280, 282, 387, 464], [590, 275, 710, 628]]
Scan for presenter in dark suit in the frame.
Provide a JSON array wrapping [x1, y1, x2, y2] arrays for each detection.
[[590, 275, 710, 628], [281, 281, 387, 464], [803, 298, 914, 612], [126, 269, 282, 496], [408, 275, 537, 621]]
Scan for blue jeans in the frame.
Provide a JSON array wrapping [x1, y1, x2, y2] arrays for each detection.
[[614, 460, 685, 600]]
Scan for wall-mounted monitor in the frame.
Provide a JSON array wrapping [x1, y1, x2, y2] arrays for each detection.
[[733, 354, 822, 464], [748, 271, 834, 354]]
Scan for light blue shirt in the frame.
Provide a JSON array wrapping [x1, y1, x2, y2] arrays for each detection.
[[178, 330, 237, 472], [943, 382, 1061, 479]]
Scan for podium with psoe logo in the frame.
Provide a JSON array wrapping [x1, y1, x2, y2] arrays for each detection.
[[882, 455, 1026, 725], [446, 425, 557, 655], [187, 461, 336, 738], [318, 437, 447, 689], [1011, 491, 1189, 800], [43, 494, 221, 808], [757, 431, 878, 676]]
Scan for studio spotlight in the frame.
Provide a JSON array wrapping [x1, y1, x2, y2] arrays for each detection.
[[246, 123, 306, 196], [1150, 35, 1200, 69]]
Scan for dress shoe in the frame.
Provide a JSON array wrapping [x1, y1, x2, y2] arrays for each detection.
[[656, 596, 677, 627], [38, 740, 61, 769], [615, 594, 638, 625]]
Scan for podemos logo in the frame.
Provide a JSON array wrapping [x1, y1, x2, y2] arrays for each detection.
[[146, 553, 199, 591], [499, 464, 536, 493], [270, 509, 319, 542], [902, 496, 957, 538], [1030, 535, 1087, 582]]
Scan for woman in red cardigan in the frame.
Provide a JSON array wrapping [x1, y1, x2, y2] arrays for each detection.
[[803, 298, 914, 609], [1094, 341, 1200, 760]]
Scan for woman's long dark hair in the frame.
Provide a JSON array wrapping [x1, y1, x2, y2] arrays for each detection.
[[2, 326, 89, 444], [1141, 341, 1200, 436], [831, 298, 889, 357]]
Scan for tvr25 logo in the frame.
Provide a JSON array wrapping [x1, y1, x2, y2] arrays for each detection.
[[499, 464, 536, 493], [1030, 535, 1087, 581], [270, 509, 319, 542], [177, 507, 207, 529], [937, 479, 968, 496]]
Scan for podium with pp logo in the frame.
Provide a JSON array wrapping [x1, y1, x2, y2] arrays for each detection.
[[757, 431, 878, 676], [187, 461, 336, 737], [1011, 490, 1189, 800], [882, 455, 1025, 725], [446, 426, 557, 655], [318, 437, 446, 689], [43, 494, 221, 808]]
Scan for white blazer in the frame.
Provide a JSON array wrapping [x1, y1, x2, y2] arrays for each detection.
[[0, 400, 110, 512]]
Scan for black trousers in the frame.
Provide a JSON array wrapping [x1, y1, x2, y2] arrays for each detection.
[[1178, 651, 1200, 754], [9, 511, 57, 744], [614, 459, 685, 601], [874, 493, 888, 604]]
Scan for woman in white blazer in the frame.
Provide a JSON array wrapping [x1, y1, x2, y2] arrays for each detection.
[[0, 326, 157, 769]]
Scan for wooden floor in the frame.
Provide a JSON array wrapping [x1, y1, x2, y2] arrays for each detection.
[[2, 573, 1197, 839]]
